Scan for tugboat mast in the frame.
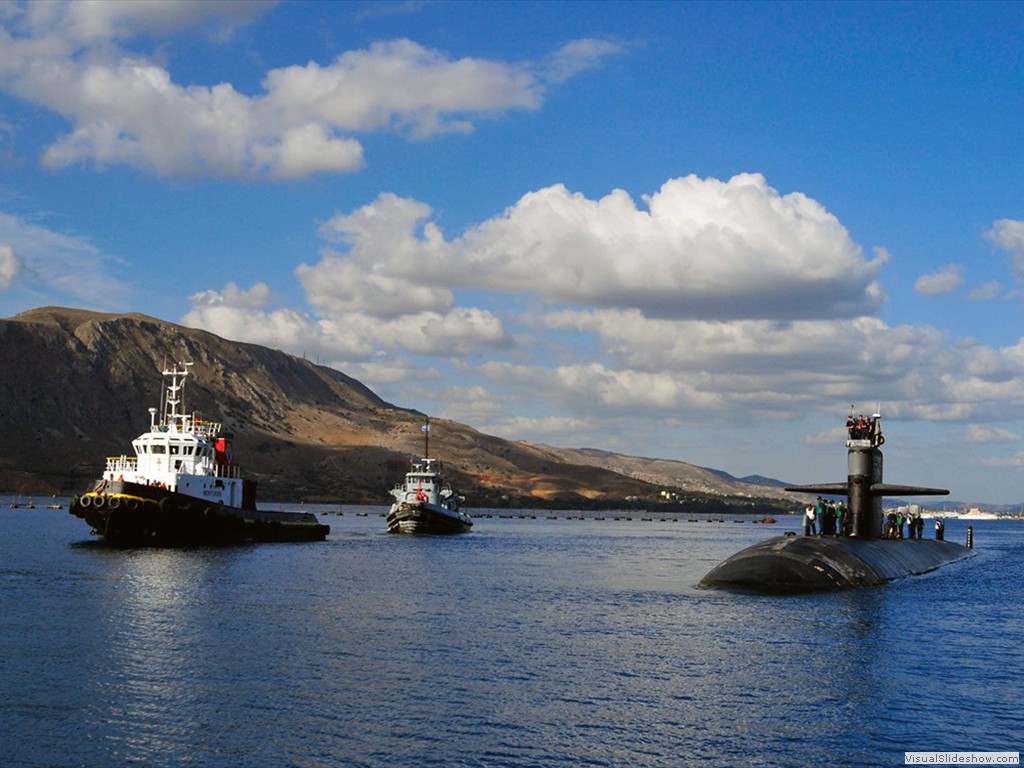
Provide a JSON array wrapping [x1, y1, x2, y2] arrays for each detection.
[[162, 362, 193, 432]]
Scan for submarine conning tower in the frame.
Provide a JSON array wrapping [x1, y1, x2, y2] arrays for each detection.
[[784, 412, 949, 538]]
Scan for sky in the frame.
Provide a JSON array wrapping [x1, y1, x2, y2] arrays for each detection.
[[2, 0, 1024, 506]]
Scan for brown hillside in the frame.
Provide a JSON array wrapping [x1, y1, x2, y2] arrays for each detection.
[[0, 307, 795, 511]]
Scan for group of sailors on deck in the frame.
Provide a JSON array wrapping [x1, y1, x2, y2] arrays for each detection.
[[804, 498, 945, 540], [884, 510, 926, 539], [804, 497, 849, 536], [846, 412, 884, 446]]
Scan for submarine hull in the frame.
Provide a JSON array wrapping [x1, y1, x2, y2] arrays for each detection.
[[700, 536, 971, 593]]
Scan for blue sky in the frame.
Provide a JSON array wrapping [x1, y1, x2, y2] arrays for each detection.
[[2, 0, 1024, 505]]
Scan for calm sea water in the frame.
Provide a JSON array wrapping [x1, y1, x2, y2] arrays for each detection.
[[2, 499, 1021, 768]]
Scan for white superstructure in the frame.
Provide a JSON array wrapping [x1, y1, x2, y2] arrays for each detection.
[[102, 363, 243, 507], [390, 458, 462, 509]]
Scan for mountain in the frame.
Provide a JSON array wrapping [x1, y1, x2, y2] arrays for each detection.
[[0, 307, 796, 511]]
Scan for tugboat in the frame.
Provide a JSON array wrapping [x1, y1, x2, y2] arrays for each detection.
[[386, 419, 472, 535], [69, 362, 329, 546]]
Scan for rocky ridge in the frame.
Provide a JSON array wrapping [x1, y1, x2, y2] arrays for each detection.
[[0, 307, 797, 512]]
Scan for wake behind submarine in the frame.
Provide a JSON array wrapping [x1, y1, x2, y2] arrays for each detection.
[[700, 412, 973, 592]]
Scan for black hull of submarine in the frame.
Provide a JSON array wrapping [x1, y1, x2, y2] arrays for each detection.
[[700, 535, 971, 593]]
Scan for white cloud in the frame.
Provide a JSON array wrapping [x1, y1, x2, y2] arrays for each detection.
[[342, 356, 435, 386], [968, 424, 1018, 443], [303, 174, 886, 326], [968, 280, 1005, 301], [914, 264, 963, 295], [0, 244, 23, 288], [260, 39, 541, 139], [18, 0, 273, 44], [205, 282, 275, 309], [986, 218, 1024, 283], [30, 57, 367, 179], [479, 414, 596, 443], [542, 310, 918, 376], [983, 450, 1024, 468], [456, 174, 884, 319], [254, 124, 365, 181], [182, 178, 1024, 444], [540, 39, 626, 85], [986, 218, 1024, 253], [185, 279, 511, 364], [434, 384, 508, 422], [0, 4, 618, 180], [184, 283, 374, 359], [303, 194, 453, 318], [479, 360, 726, 415]]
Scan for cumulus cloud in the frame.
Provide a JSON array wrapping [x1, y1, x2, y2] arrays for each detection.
[[304, 194, 453, 318], [986, 218, 1024, 253], [182, 176, 1024, 443], [0, 244, 23, 288], [0, 4, 620, 179], [188, 174, 900, 411], [183, 282, 374, 359], [260, 39, 542, 139], [306, 174, 886, 324], [914, 264, 963, 296], [986, 218, 1024, 283], [540, 38, 626, 85], [542, 310, 927, 377], [968, 424, 1018, 443], [186, 279, 511, 362], [989, 451, 1024, 468], [15, 0, 273, 44], [968, 280, 1005, 301], [459, 174, 884, 319], [479, 315, 978, 420]]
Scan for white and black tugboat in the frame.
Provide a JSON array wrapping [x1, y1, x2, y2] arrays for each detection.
[[69, 363, 329, 546], [386, 420, 472, 535]]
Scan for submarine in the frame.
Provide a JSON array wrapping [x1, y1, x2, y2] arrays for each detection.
[[700, 412, 973, 592]]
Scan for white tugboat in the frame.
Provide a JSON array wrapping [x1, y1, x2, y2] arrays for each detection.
[[69, 362, 329, 546], [386, 419, 472, 535]]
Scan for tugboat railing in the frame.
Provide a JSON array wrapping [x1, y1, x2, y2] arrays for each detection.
[[105, 456, 138, 473], [104, 455, 241, 479]]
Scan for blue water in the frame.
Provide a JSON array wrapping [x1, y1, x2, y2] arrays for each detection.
[[2, 501, 1021, 767]]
